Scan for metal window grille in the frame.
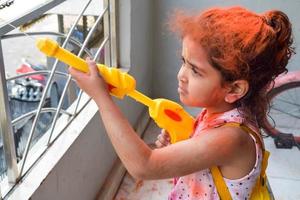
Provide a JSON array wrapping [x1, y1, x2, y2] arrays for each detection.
[[0, 0, 117, 197]]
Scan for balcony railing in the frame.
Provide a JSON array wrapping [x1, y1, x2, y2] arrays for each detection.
[[0, 0, 117, 198]]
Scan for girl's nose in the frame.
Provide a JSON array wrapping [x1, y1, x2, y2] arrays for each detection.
[[177, 65, 188, 83]]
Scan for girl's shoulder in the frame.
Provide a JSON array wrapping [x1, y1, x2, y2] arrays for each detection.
[[197, 122, 254, 150], [190, 122, 256, 170], [193, 107, 259, 136], [191, 108, 259, 166]]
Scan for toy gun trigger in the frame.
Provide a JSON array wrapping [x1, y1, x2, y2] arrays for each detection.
[[148, 99, 196, 144]]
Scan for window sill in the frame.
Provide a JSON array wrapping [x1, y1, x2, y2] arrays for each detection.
[[3, 94, 98, 199]]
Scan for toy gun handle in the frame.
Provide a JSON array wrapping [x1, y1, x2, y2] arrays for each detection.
[[36, 38, 135, 98]]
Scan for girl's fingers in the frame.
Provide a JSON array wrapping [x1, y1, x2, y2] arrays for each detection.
[[69, 57, 101, 82], [157, 133, 170, 146], [161, 129, 171, 141], [155, 140, 164, 148], [86, 57, 99, 77], [155, 129, 171, 148], [69, 67, 84, 80]]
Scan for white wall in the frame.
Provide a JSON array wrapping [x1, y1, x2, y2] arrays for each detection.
[[30, 114, 116, 200], [152, 0, 300, 103]]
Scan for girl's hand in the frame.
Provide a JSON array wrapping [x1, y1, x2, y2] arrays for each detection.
[[68, 57, 110, 101], [155, 129, 171, 148]]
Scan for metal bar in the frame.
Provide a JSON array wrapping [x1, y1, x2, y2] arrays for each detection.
[[0, 41, 18, 183], [57, 14, 64, 34], [12, 108, 72, 126], [103, 0, 111, 67], [19, 0, 94, 177], [57, 14, 64, 45], [6, 70, 68, 81], [82, 16, 88, 39], [73, 0, 117, 115], [1, 32, 93, 58], [109, 0, 118, 67], [94, 36, 109, 62], [77, 7, 108, 58], [73, 36, 109, 116], [0, 0, 66, 36], [47, 6, 108, 144]]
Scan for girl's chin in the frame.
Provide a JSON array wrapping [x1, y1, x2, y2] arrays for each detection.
[[179, 96, 192, 106], [179, 96, 203, 107]]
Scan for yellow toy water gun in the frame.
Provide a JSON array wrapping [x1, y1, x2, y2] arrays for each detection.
[[36, 38, 195, 143]]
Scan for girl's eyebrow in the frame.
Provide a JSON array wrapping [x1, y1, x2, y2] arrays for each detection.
[[185, 58, 207, 74]]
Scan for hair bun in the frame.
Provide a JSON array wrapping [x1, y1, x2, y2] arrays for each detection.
[[263, 10, 291, 43], [262, 10, 294, 75]]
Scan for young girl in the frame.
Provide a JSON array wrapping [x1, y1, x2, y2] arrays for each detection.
[[69, 6, 294, 200]]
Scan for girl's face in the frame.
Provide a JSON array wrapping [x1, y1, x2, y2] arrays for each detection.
[[177, 36, 230, 111]]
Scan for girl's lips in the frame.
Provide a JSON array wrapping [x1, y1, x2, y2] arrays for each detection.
[[178, 86, 187, 94]]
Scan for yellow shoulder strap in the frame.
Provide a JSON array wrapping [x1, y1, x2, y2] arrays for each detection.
[[211, 166, 232, 200], [210, 122, 267, 199]]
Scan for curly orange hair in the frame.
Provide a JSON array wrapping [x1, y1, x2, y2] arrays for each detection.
[[171, 6, 295, 127]]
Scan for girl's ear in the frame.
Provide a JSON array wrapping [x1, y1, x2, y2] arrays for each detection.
[[224, 80, 249, 103]]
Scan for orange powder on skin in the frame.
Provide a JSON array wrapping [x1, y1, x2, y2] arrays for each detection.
[[188, 180, 205, 197]]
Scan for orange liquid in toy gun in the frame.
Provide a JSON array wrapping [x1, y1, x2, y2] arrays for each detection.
[[36, 38, 195, 143]]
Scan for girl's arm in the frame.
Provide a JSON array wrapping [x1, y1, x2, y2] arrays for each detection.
[[69, 58, 254, 180], [69, 58, 153, 178]]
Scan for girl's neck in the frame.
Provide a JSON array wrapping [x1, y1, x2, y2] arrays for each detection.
[[205, 104, 235, 118]]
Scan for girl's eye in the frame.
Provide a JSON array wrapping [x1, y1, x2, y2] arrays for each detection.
[[181, 57, 201, 76], [191, 66, 199, 75]]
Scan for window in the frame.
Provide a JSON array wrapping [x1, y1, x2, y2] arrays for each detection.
[[0, 0, 117, 197]]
